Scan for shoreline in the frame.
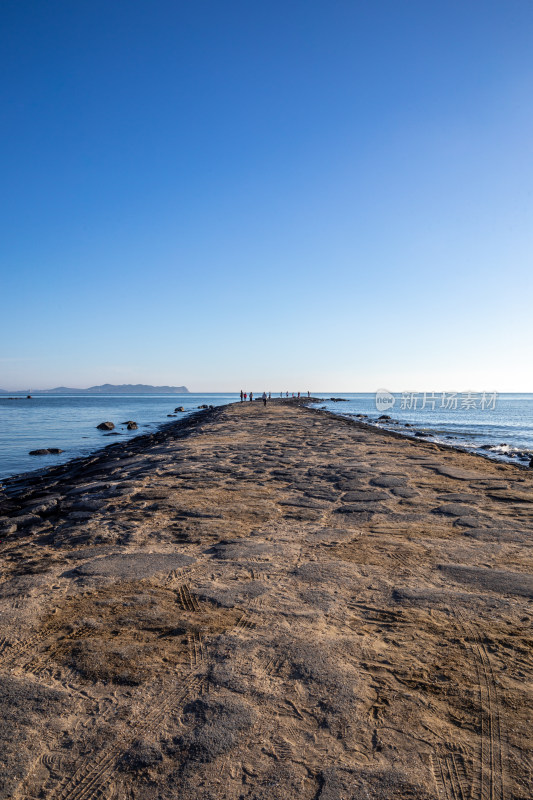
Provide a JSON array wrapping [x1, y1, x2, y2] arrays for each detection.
[[313, 405, 533, 469], [2, 396, 530, 500], [0, 406, 223, 500], [310, 402, 533, 467], [2, 394, 532, 488], [0, 400, 531, 799]]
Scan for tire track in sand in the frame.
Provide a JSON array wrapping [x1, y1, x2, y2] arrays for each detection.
[[459, 619, 507, 800], [45, 673, 204, 800]]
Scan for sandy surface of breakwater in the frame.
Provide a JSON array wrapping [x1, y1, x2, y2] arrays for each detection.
[[0, 399, 532, 800]]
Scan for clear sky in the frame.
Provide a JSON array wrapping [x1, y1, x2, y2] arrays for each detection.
[[1, 1, 532, 392]]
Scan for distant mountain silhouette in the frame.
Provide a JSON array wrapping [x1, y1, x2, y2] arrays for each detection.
[[0, 384, 189, 395]]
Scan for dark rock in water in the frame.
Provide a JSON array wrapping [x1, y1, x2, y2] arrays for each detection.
[[167, 414, 176, 417], [329, 397, 347, 402], [529, 457, 533, 469], [198, 405, 208, 409], [28, 448, 63, 455], [97, 421, 115, 431], [126, 422, 138, 430], [26, 395, 32, 399], [103, 432, 120, 436], [415, 431, 429, 437], [355, 414, 367, 419], [175, 407, 185, 412], [480, 444, 495, 451], [377, 415, 391, 421], [404, 423, 413, 427], [120, 420, 136, 425]]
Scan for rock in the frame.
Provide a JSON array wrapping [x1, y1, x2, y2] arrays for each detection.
[[14, 514, 42, 528], [26, 497, 59, 515], [342, 490, 389, 502], [433, 503, 478, 517], [415, 431, 429, 437], [28, 448, 63, 455], [167, 414, 177, 417], [198, 405, 208, 409], [175, 407, 185, 412], [377, 415, 391, 421], [120, 420, 136, 425], [120, 740, 163, 771], [391, 487, 419, 498], [438, 564, 533, 598], [370, 476, 407, 488], [68, 511, 93, 521], [127, 422, 138, 430], [334, 503, 381, 515], [96, 422, 115, 431], [0, 520, 18, 535], [72, 552, 196, 578]]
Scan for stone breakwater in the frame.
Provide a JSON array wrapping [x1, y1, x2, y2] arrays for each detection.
[[0, 400, 532, 800]]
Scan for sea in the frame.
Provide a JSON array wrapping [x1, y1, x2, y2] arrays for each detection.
[[1, 392, 533, 482]]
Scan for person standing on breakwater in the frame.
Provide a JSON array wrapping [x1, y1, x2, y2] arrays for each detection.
[[307, 391, 310, 398], [268, 392, 271, 400], [298, 392, 300, 399], [262, 392, 267, 406], [240, 390, 244, 402], [250, 392, 253, 401], [244, 392, 247, 400]]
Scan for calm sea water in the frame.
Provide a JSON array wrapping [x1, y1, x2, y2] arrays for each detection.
[[0, 394, 237, 481], [1, 392, 533, 482]]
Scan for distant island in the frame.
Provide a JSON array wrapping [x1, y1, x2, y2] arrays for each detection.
[[0, 384, 189, 395]]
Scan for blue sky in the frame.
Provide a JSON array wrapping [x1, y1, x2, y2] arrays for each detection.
[[1, 1, 532, 391]]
